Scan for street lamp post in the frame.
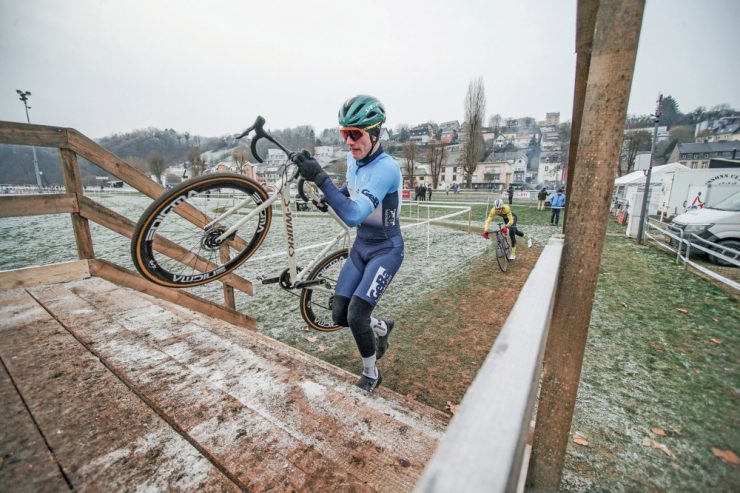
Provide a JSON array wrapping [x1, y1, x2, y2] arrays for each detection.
[[16, 89, 43, 189], [636, 93, 662, 244]]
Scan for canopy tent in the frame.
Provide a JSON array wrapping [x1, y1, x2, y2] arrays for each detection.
[[614, 162, 687, 185]]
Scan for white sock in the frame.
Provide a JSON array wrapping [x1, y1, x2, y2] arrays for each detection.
[[370, 317, 387, 336], [362, 355, 378, 379]]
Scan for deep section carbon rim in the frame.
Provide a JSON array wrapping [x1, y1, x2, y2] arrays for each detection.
[[132, 174, 271, 287], [300, 249, 349, 332]]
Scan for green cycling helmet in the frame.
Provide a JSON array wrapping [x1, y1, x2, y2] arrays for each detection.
[[338, 95, 386, 128]]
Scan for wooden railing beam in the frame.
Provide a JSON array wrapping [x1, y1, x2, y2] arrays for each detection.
[[0, 121, 70, 148], [0, 194, 78, 217], [78, 196, 253, 295], [88, 259, 255, 330], [60, 148, 95, 259]]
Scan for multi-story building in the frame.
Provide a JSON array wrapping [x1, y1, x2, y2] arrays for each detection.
[[546, 112, 560, 126], [670, 142, 739, 169]]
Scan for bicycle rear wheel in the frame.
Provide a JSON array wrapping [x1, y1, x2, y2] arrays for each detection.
[[495, 233, 509, 272], [299, 249, 349, 332], [131, 173, 271, 288]]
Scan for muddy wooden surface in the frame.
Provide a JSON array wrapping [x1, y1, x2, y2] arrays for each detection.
[[0, 277, 448, 492]]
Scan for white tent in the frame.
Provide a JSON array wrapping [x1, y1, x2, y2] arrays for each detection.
[[614, 162, 688, 186], [612, 162, 689, 228]]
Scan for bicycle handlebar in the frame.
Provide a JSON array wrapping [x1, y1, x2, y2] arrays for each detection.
[[235, 115, 296, 164]]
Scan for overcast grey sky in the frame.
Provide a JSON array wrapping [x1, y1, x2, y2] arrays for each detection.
[[1, 0, 738, 139]]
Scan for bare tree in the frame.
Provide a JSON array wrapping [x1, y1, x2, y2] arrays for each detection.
[[146, 152, 167, 185], [623, 131, 651, 176], [403, 141, 417, 188], [187, 148, 206, 177], [461, 77, 486, 188], [427, 140, 447, 189], [232, 147, 249, 174], [488, 114, 503, 133]]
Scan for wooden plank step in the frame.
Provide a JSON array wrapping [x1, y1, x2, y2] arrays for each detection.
[[29, 283, 372, 492], [32, 277, 447, 491], [0, 288, 241, 492], [0, 351, 69, 493]]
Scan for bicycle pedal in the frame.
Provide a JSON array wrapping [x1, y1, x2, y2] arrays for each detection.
[[261, 276, 281, 285]]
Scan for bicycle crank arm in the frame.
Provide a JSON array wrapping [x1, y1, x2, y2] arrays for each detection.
[[292, 279, 325, 289], [260, 276, 281, 285]]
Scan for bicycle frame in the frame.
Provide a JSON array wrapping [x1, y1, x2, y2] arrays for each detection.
[[207, 166, 351, 291]]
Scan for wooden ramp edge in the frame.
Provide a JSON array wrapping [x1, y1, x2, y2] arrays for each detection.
[[0, 276, 448, 492]]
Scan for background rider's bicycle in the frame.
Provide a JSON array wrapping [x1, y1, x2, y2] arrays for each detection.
[[486, 223, 512, 272], [130, 116, 348, 331]]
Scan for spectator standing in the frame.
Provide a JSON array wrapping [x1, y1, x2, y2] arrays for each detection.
[[549, 188, 566, 226], [427, 185, 432, 201], [420, 184, 427, 201], [537, 187, 548, 211], [507, 185, 514, 205]]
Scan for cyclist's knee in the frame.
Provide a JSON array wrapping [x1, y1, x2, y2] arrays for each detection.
[[332, 295, 351, 326], [347, 296, 373, 335]]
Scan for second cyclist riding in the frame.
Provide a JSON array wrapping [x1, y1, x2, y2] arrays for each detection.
[[130, 116, 349, 331]]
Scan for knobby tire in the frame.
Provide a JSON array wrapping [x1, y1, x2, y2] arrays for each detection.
[[299, 249, 349, 332], [131, 173, 271, 288]]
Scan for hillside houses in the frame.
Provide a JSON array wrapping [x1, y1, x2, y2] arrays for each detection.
[[159, 111, 566, 191], [393, 112, 565, 189]]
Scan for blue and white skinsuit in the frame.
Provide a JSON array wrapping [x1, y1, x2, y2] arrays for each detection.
[[317, 145, 403, 358]]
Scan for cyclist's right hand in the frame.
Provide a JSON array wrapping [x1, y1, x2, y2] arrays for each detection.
[[482, 231, 489, 239], [292, 150, 329, 186]]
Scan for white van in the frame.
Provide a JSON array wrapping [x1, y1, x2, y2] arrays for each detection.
[[670, 190, 740, 266]]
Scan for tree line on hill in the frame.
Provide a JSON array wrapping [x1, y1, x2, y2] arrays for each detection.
[[0, 93, 734, 186]]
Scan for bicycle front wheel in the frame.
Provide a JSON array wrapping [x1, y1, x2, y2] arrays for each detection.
[[131, 173, 271, 288], [299, 249, 349, 332], [495, 234, 509, 272]]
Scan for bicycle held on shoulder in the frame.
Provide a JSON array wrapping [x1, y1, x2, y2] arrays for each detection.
[[130, 116, 349, 332], [486, 222, 512, 272]]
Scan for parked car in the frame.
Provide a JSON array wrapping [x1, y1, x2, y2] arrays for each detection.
[[670, 190, 740, 266]]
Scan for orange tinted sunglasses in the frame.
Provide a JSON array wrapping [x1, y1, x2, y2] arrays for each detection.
[[339, 122, 381, 142]]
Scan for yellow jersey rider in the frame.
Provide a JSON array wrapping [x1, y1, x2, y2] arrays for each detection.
[[482, 198, 527, 260]]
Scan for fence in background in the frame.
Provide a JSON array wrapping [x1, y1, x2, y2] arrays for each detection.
[[645, 218, 739, 291]]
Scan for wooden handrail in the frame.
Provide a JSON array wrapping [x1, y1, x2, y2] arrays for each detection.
[[0, 119, 255, 319], [0, 194, 78, 217], [414, 237, 564, 493], [0, 121, 71, 149]]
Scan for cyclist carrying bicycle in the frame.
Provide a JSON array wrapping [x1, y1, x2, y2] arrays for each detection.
[[482, 198, 527, 260], [293, 95, 401, 393]]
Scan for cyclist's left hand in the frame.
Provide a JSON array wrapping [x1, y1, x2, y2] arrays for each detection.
[[482, 231, 489, 239], [313, 197, 329, 212], [501, 226, 509, 234], [292, 150, 328, 186]]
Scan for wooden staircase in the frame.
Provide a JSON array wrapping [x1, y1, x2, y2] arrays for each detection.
[[0, 275, 448, 492]]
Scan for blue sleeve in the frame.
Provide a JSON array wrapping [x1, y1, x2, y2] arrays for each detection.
[[319, 181, 373, 226], [319, 159, 399, 227]]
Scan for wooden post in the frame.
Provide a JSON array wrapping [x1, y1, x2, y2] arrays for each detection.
[[60, 148, 95, 260], [527, 0, 645, 490], [561, 0, 598, 230], [220, 245, 236, 309]]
